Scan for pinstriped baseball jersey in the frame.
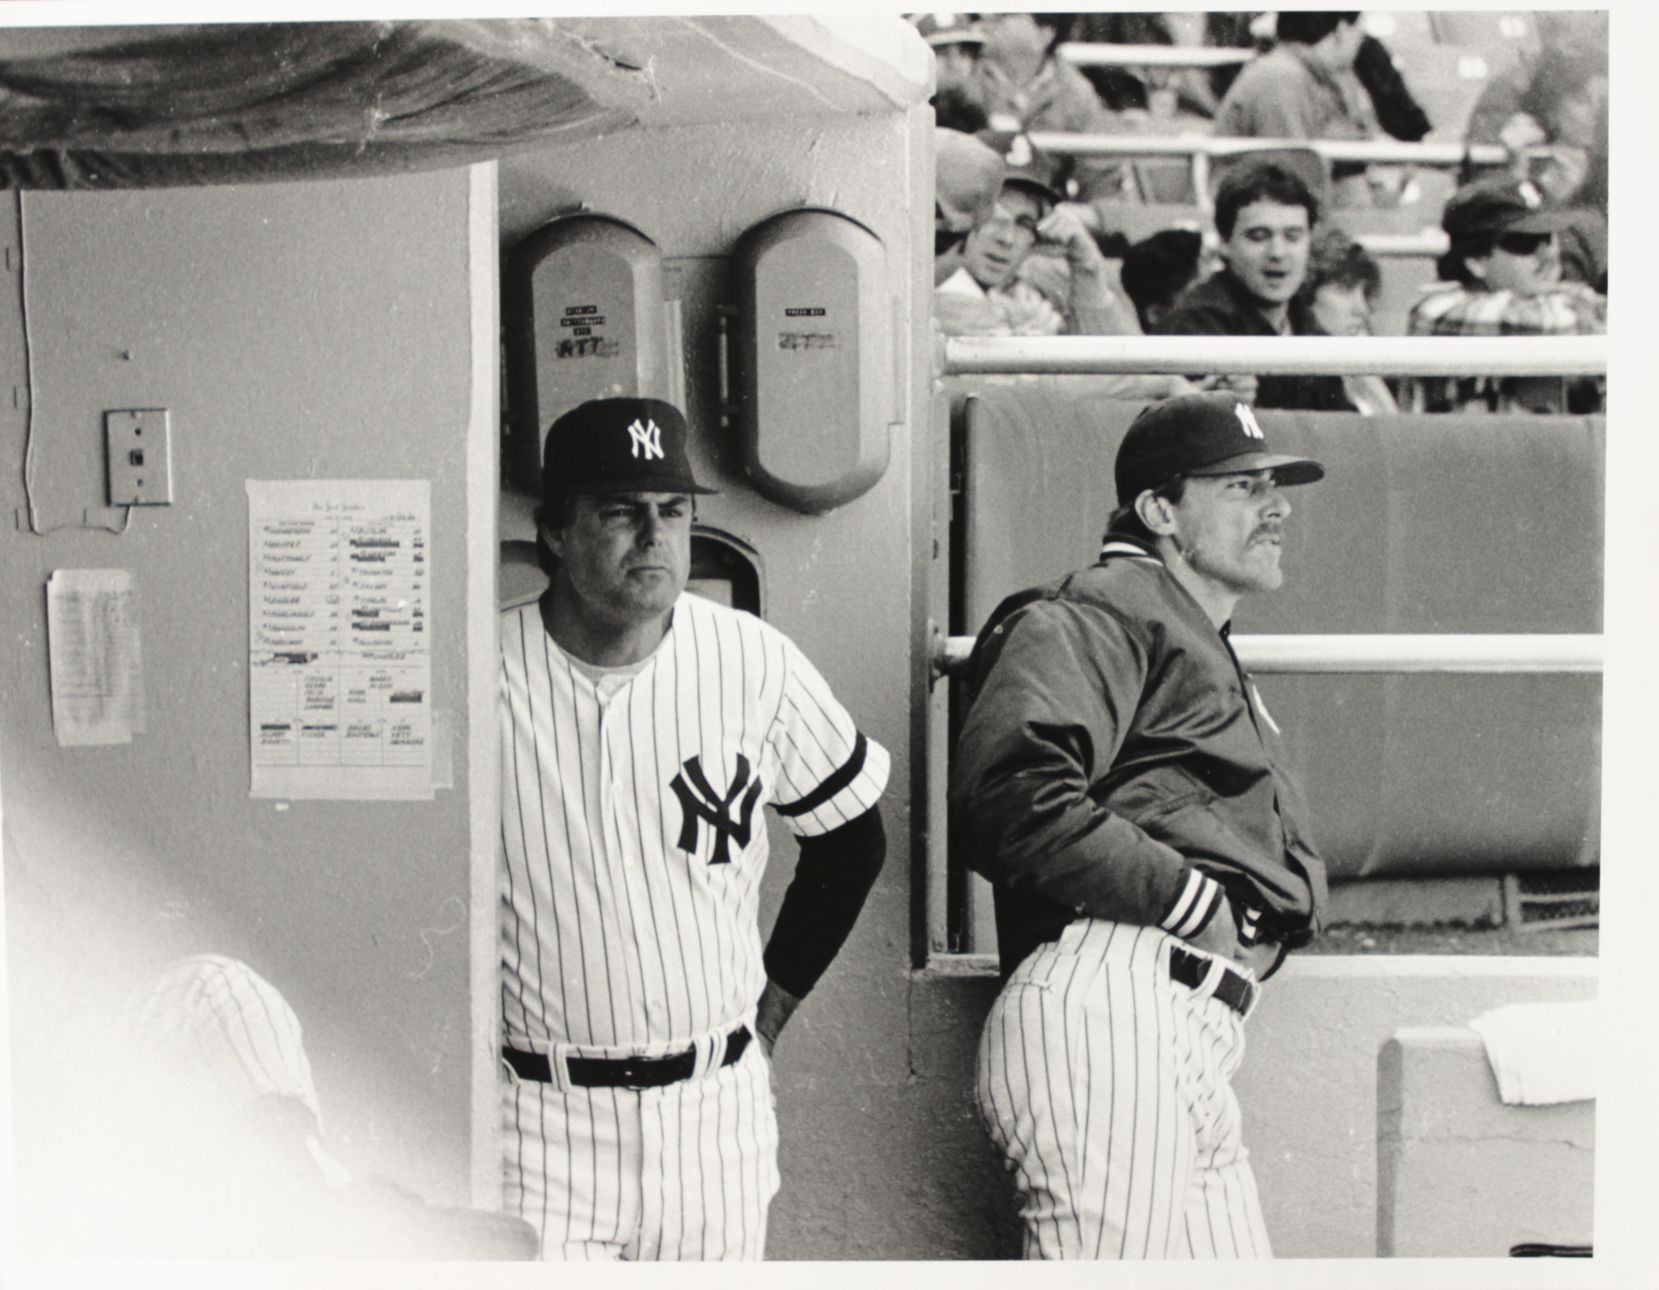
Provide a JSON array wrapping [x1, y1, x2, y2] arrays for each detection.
[[127, 954, 323, 1129], [500, 590, 890, 1053]]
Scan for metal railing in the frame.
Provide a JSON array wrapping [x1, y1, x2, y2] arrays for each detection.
[[940, 334, 1609, 379], [932, 631, 1602, 680], [1026, 129, 1513, 211], [930, 323, 1603, 960], [1030, 131, 1509, 170], [935, 330, 1608, 677], [1355, 231, 1449, 258], [1057, 43, 1255, 71]]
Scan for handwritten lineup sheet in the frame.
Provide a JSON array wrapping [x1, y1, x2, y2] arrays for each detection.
[[247, 480, 432, 800]]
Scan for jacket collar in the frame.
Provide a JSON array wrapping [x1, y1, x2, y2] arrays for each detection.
[[1096, 526, 1236, 635], [1097, 527, 1163, 563], [1211, 266, 1324, 337]]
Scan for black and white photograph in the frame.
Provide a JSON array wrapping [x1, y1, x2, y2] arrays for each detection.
[[0, 5, 1650, 1286]]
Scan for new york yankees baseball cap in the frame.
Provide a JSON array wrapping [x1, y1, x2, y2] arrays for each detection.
[[542, 396, 718, 499], [1115, 393, 1325, 504], [1441, 175, 1573, 242]]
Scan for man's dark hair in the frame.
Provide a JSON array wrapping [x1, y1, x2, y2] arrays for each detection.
[[1104, 476, 1188, 545], [533, 492, 579, 575], [1120, 229, 1204, 330], [1437, 234, 1497, 287], [1275, 12, 1360, 46], [1214, 161, 1320, 239], [932, 83, 990, 135], [1030, 13, 1078, 53]]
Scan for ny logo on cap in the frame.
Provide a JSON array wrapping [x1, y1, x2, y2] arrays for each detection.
[[1234, 403, 1265, 441], [627, 418, 665, 461]]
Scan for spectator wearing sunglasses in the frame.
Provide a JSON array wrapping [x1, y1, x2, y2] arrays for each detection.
[[1404, 176, 1605, 415]]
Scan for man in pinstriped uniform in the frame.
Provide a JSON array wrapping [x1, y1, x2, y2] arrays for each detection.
[[950, 392, 1329, 1259], [110, 955, 538, 1258], [499, 396, 889, 1260]]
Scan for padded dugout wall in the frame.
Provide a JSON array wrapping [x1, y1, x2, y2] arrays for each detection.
[[952, 382, 1602, 881]]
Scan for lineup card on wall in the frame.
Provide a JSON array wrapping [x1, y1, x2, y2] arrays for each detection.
[[246, 479, 432, 800]]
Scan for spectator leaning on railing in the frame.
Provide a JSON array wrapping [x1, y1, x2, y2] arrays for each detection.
[[934, 158, 1139, 339], [931, 139, 1191, 401], [1155, 160, 1354, 413], [1403, 175, 1606, 416]]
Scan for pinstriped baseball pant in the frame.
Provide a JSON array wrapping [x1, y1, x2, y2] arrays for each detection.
[[977, 919, 1272, 1260], [502, 1041, 779, 1260]]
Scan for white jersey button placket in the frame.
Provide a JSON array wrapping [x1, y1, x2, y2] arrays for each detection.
[[598, 689, 667, 1037]]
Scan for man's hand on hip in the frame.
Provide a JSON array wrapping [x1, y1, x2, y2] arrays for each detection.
[[1185, 896, 1243, 960], [754, 978, 802, 1058]]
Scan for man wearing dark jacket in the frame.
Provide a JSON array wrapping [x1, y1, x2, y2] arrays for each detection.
[[1158, 161, 1354, 412], [952, 392, 1329, 1260]]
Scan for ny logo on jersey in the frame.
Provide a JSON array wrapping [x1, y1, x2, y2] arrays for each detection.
[[626, 418, 665, 461], [670, 754, 764, 866], [1234, 403, 1265, 440]]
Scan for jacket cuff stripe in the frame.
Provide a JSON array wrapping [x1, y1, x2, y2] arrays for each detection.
[[1161, 871, 1226, 939]]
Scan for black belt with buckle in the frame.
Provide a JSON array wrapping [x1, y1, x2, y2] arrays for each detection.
[[504, 1025, 752, 1090], [1168, 946, 1257, 1016]]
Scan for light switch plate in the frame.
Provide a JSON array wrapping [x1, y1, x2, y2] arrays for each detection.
[[105, 408, 173, 505]]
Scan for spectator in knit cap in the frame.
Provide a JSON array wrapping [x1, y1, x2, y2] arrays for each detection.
[[1404, 175, 1605, 415]]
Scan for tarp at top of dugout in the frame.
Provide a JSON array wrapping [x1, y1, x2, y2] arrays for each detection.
[[950, 381, 1602, 879], [0, 21, 654, 188], [0, 17, 932, 190]]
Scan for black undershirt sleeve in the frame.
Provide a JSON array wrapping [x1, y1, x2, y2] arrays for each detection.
[[761, 805, 886, 1000]]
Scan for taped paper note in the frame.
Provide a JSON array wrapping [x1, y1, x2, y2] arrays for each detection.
[[47, 568, 146, 746]]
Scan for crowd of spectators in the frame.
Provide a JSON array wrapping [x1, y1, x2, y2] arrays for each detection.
[[921, 10, 1609, 417]]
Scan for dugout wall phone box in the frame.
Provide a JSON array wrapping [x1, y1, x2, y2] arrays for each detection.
[[504, 213, 678, 493], [727, 208, 894, 514]]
